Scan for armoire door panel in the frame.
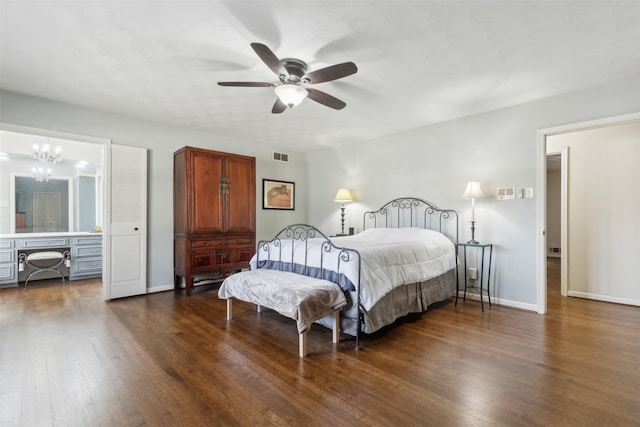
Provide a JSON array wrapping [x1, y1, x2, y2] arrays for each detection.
[[191, 153, 224, 233], [234, 247, 253, 263], [225, 156, 256, 234], [192, 250, 215, 269], [216, 250, 232, 266], [173, 152, 188, 235]]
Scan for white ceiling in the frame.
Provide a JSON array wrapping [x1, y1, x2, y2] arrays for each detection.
[[1, 1, 639, 152]]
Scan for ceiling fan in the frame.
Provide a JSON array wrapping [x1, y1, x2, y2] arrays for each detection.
[[218, 42, 358, 114]]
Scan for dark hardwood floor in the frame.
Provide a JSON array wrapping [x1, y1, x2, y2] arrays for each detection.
[[1, 259, 639, 426]]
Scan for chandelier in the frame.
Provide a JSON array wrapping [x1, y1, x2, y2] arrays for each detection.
[[33, 143, 62, 165], [32, 167, 52, 182]]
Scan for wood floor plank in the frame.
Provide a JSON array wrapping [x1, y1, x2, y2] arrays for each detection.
[[1, 260, 639, 426]]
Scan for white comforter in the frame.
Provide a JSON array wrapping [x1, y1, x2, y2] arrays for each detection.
[[252, 227, 456, 312]]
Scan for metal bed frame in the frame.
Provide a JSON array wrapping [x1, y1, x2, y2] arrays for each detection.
[[253, 198, 458, 350], [363, 196, 459, 243], [255, 224, 363, 349]]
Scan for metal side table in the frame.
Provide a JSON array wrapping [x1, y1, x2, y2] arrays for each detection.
[[455, 242, 493, 312]]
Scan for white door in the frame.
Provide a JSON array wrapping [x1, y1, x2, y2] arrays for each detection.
[[106, 144, 147, 299]]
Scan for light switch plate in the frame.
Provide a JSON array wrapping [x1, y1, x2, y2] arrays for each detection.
[[526, 188, 534, 198]]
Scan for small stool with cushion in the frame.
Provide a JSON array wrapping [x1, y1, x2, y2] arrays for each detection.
[[18, 250, 71, 288]]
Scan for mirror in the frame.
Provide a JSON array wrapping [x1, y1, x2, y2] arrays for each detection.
[[0, 130, 103, 234], [14, 176, 71, 232]]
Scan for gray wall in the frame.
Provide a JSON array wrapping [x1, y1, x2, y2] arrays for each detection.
[[0, 90, 308, 291], [304, 76, 640, 308]]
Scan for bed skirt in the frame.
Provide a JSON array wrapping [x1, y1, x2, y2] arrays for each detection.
[[316, 268, 456, 336]]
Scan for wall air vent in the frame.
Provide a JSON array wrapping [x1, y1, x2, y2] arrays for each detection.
[[272, 151, 289, 163], [497, 186, 515, 200]]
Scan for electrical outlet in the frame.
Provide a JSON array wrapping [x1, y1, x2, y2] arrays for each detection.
[[468, 267, 478, 280], [526, 188, 534, 198]]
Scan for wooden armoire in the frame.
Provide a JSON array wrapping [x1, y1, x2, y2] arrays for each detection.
[[173, 146, 256, 296]]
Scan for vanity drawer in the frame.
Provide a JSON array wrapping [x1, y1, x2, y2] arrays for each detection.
[[0, 263, 16, 282], [0, 240, 15, 250], [0, 250, 15, 263], [18, 238, 70, 249], [70, 257, 102, 278], [72, 236, 102, 246], [73, 246, 102, 258]]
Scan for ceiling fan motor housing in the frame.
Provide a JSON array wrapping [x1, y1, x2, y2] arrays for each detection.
[[279, 58, 309, 84]]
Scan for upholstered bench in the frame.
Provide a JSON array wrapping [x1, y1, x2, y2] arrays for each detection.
[[18, 250, 71, 288], [218, 269, 347, 357]]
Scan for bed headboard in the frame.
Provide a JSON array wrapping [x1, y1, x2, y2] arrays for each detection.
[[255, 224, 360, 291], [363, 197, 458, 243]]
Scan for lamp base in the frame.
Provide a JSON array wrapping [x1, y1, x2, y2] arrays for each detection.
[[467, 220, 478, 244]]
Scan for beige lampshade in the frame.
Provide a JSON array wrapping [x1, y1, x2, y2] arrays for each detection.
[[334, 188, 354, 203], [462, 181, 485, 199]]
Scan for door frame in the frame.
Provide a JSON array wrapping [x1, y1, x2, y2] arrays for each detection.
[[0, 122, 112, 300], [536, 111, 640, 314]]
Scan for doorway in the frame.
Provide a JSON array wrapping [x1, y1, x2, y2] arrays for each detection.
[[545, 153, 562, 300], [0, 122, 111, 298], [536, 112, 640, 314]]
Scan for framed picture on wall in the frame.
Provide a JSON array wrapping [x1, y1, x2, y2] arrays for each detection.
[[262, 179, 295, 210]]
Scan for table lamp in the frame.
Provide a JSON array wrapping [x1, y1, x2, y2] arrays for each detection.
[[462, 181, 485, 244], [334, 188, 354, 235]]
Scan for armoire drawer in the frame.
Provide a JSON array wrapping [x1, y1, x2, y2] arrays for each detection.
[[228, 238, 253, 246], [191, 239, 224, 249]]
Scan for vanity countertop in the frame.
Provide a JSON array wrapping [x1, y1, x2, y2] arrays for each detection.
[[0, 232, 102, 239]]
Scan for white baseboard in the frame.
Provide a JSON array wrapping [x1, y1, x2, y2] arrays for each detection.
[[146, 280, 223, 294], [455, 291, 538, 312], [567, 290, 640, 307], [147, 284, 175, 293]]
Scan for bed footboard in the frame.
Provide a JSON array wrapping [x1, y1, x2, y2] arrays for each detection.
[[254, 224, 363, 349]]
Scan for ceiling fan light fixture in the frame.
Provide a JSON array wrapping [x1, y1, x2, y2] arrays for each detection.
[[274, 84, 308, 108]]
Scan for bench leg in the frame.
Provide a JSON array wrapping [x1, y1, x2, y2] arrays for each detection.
[[299, 332, 307, 357], [332, 310, 340, 344], [226, 298, 233, 320]]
